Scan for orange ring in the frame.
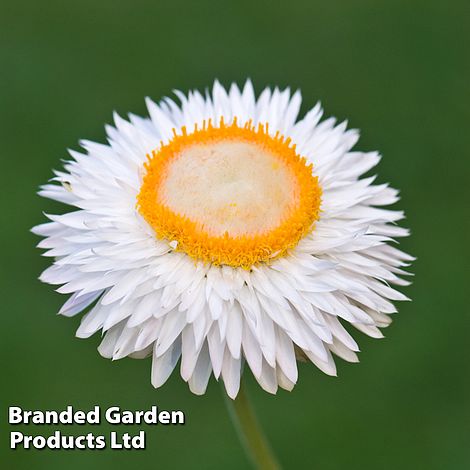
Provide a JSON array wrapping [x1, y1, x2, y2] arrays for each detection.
[[137, 118, 321, 268]]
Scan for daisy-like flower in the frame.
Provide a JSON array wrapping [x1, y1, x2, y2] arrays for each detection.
[[33, 80, 412, 399]]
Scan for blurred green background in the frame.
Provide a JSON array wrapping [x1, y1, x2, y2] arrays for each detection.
[[1, 0, 468, 469]]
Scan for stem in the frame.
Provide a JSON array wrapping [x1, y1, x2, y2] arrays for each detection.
[[224, 380, 281, 470]]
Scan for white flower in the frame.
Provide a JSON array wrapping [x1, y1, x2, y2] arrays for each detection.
[[33, 80, 413, 398]]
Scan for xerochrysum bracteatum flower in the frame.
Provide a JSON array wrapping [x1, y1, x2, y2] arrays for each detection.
[[33, 80, 413, 398]]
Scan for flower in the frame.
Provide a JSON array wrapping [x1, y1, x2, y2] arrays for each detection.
[[33, 80, 412, 398]]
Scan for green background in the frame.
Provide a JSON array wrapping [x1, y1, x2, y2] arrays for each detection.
[[1, 0, 468, 469]]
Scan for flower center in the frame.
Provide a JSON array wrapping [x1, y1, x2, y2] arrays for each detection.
[[137, 119, 321, 268], [159, 140, 299, 238]]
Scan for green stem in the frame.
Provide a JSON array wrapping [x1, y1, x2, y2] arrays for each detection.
[[224, 380, 281, 470]]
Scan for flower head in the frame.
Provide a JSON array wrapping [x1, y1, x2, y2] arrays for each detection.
[[34, 80, 412, 398]]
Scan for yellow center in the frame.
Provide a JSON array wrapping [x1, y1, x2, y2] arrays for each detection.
[[137, 118, 321, 268]]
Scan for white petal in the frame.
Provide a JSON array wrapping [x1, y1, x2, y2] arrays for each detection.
[[151, 337, 181, 388]]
